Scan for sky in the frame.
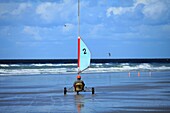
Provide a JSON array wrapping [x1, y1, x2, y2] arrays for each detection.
[[0, 0, 170, 59]]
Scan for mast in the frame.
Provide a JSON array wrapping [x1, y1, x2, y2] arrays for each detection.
[[77, 0, 91, 74], [78, 0, 80, 37], [78, 0, 80, 73]]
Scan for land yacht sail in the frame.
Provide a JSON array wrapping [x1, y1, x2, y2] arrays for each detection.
[[77, 0, 91, 74]]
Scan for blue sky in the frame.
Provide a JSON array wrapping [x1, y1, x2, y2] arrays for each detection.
[[0, 0, 170, 59]]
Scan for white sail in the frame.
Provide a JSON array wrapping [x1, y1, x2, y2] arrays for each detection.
[[77, 0, 91, 74], [78, 37, 91, 73]]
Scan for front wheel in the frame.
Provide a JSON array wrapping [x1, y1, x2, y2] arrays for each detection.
[[92, 87, 95, 94]]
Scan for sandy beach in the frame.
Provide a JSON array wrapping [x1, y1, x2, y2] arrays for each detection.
[[0, 71, 170, 113]]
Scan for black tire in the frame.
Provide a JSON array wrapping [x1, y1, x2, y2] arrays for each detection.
[[92, 87, 95, 94], [64, 87, 67, 95]]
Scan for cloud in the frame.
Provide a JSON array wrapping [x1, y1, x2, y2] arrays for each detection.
[[36, 0, 76, 23], [0, 2, 32, 16], [36, 2, 58, 22], [12, 3, 32, 15], [0, 3, 15, 16], [0, 2, 37, 27], [23, 26, 42, 40], [0, 1, 77, 26], [22, 24, 76, 42], [142, 0, 168, 19], [106, 0, 169, 20], [107, 7, 131, 16]]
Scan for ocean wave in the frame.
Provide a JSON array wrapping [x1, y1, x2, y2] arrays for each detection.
[[0, 68, 76, 76], [30, 63, 77, 67], [120, 63, 130, 66], [0, 63, 170, 76], [0, 63, 77, 69], [0, 64, 10, 67]]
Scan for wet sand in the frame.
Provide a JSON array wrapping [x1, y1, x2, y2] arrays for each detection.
[[0, 72, 170, 113]]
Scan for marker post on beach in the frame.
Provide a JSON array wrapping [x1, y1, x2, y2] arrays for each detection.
[[128, 72, 130, 77], [138, 72, 140, 77]]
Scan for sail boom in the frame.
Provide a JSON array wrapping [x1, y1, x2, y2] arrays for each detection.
[[78, 66, 90, 74]]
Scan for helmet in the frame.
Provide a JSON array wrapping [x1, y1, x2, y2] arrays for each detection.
[[77, 75, 81, 79]]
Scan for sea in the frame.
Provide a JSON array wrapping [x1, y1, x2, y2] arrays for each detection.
[[0, 59, 170, 113], [0, 59, 170, 76]]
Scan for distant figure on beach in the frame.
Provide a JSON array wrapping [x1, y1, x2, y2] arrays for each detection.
[[73, 75, 85, 91]]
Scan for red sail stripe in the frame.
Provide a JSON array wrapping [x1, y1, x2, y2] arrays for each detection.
[[78, 37, 80, 68]]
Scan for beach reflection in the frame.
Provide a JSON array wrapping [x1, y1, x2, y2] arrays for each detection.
[[74, 95, 84, 113]]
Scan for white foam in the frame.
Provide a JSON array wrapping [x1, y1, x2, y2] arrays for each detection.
[[0, 68, 76, 76], [120, 63, 130, 66], [0, 64, 10, 67], [30, 63, 77, 67], [56, 63, 77, 66], [1, 63, 170, 76], [156, 66, 170, 70], [137, 63, 152, 69], [31, 64, 54, 67], [10, 64, 20, 67]]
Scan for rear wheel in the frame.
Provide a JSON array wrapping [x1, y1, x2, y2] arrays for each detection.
[[64, 87, 67, 95], [92, 87, 95, 94]]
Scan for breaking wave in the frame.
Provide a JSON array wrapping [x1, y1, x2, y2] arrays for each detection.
[[0, 63, 170, 76]]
